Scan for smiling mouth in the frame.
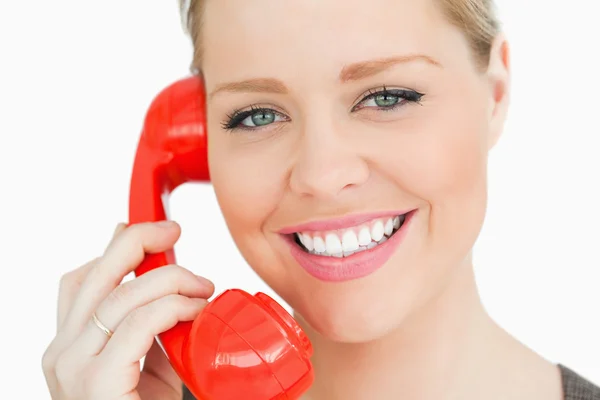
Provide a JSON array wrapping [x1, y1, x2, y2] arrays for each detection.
[[292, 213, 408, 258]]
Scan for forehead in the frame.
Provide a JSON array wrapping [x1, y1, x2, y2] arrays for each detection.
[[201, 0, 469, 86]]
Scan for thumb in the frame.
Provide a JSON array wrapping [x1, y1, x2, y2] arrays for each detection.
[[139, 339, 182, 397]]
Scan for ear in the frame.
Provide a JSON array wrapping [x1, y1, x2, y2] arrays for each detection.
[[485, 33, 511, 150]]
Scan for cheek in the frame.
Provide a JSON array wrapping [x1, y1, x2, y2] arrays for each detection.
[[207, 128, 292, 279], [209, 137, 277, 230], [411, 110, 488, 203], [416, 100, 489, 259], [378, 91, 490, 254]]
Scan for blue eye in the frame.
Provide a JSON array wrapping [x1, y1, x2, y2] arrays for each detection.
[[222, 106, 288, 131], [243, 110, 279, 127], [221, 88, 424, 131], [369, 93, 400, 107], [352, 88, 424, 112]]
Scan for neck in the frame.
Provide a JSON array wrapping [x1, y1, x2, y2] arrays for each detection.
[[294, 260, 529, 400]]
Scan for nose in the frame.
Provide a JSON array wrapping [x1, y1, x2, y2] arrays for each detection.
[[289, 118, 370, 200]]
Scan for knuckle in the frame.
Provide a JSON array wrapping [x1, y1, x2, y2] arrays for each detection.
[[59, 258, 100, 293], [163, 293, 188, 310], [124, 305, 147, 329], [106, 282, 134, 308], [108, 223, 142, 252], [54, 353, 75, 386], [122, 295, 188, 332], [156, 295, 192, 325], [58, 271, 77, 292], [41, 346, 56, 376], [120, 222, 152, 243], [162, 264, 192, 286], [162, 263, 184, 275]]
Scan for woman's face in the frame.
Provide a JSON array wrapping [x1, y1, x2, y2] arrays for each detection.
[[202, 0, 509, 342]]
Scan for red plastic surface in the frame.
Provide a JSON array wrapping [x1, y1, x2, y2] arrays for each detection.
[[128, 76, 314, 399]]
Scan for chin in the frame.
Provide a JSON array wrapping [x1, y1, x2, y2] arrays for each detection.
[[274, 210, 424, 343], [292, 288, 411, 344], [287, 262, 422, 344]]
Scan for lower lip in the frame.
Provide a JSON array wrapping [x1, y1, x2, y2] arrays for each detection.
[[285, 210, 416, 282]]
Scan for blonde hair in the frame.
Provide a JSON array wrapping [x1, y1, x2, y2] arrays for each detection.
[[179, 0, 500, 72]]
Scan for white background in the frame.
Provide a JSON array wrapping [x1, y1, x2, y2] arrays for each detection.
[[1, 1, 599, 398]]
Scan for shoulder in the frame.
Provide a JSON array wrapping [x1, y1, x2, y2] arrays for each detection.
[[559, 364, 600, 400], [181, 366, 600, 400]]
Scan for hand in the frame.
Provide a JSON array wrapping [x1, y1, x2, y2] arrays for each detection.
[[42, 221, 215, 400]]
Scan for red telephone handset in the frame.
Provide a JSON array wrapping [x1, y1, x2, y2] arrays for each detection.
[[128, 76, 314, 400]]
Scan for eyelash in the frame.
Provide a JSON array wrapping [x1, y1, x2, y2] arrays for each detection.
[[352, 87, 424, 112], [220, 87, 424, 131], [221, 105, 286, 131]]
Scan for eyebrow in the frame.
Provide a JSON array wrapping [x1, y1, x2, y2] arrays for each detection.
[[209, 54, 441, 98], [209, 78, 288, 99], [339, 54, 442, 82]]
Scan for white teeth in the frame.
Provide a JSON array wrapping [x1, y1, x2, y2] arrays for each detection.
[[371, 221, 384, 241], [358, 227, 371, 246], [313, 236, 326, 253], [325, 233, 343, 254], [384, 218, 394, 236], [295, 213, 408, 257], [341, 231, 359, 252], [300, 233, 314, 251]]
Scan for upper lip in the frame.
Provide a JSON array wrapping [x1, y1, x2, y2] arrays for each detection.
[[278, 210, 414, 234]]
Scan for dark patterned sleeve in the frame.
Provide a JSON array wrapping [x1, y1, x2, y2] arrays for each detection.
[[182, 384, 197, 400], [559, 364, 600, 400]]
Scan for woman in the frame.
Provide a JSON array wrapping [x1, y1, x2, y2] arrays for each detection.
[[41, 0, 600, 399]]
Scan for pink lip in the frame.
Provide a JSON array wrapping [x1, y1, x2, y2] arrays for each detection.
[[284, 210, 417, 282], [278, 210, 413, 234]]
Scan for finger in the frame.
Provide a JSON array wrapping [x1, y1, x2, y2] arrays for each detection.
[[57, 257, 99, 330], [45, 224, 130, 394], [68, 265, 214, 356], [62, 221, 181, 333], [56, 223, 127, 330], [99, 295, 206, 366], [104, 222, 128, 252]]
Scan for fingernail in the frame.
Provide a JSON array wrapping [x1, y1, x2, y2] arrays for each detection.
[[196, 275, 213, 287]]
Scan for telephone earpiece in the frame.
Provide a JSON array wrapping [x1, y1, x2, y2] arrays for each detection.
[[128, 76, 314, 399]]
